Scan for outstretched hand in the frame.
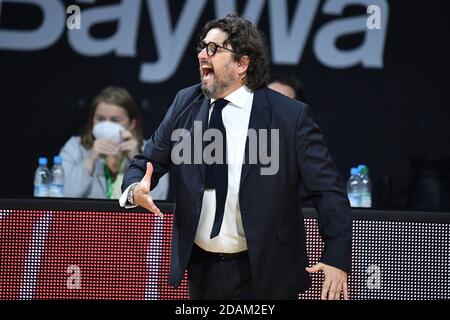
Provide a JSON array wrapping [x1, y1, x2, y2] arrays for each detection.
[[132, 162, 163, 218], [306, 262, 348, 300]]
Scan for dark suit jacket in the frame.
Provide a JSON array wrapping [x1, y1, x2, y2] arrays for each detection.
[[122, 84, 352, 299]]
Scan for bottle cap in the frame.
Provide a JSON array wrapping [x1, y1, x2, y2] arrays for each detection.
[[350, 167, 359, 175], [53, 155, 62, 165], [38, 157, 48, 166], [358, 164, 367, 171], [360, 166, 369, 175]]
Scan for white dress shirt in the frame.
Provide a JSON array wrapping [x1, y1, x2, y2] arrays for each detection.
[[194, 85, 253, 253]]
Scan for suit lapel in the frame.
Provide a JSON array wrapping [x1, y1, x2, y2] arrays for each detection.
[[240, 88, 271, 189]]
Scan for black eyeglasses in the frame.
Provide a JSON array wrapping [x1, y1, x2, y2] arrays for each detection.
[[196, 41, 238, 57]]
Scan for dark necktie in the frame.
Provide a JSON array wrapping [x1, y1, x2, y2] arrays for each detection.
[[205, 99, 228, 238]]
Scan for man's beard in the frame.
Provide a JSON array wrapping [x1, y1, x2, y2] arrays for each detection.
[[201, 80, 217, 98]]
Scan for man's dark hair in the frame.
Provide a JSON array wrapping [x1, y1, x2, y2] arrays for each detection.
[[270, 73, 307, 103], [198, 14, 270, 91]]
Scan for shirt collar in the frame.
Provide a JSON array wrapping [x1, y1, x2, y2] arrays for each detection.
[[210, 85, 253, 109]]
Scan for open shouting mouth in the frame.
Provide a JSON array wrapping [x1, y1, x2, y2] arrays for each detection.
[[201, 65, 215, 82]]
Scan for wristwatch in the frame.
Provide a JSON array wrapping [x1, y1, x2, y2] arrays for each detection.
[[127, 183, 139, 205]]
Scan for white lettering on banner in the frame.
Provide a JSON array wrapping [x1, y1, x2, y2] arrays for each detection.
[[313, 0, 389, 69], [67, 0, 140, 57], [0, 0, 389, 81], [139, 0, 207, 82], [269, 0, 321, 64], [213, 0, 265, 25], [0, 0, 65, 50]]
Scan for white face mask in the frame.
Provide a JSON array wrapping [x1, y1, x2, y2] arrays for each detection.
[[92, 121, 124, 144]]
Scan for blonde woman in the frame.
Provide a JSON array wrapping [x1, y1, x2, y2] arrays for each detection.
[[60, 86, 169, 199]]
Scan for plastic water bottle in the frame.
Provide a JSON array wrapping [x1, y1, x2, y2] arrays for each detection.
[[358, 165, 372, 208], [347, 167, 361, 207], [34, 157, 51, 197], [49, 155, 65, 197]]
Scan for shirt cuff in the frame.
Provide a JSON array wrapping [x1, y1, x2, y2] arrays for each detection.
[[119, 183, 139, 209]]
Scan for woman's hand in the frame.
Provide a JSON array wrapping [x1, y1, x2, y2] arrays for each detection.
[[119, 129, 139, 159], [92, 138, 121, 158], [84, 138, 120, 176]]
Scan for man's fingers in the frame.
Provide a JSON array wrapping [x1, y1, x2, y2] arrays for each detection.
[[314, 263, 348, 300], [328, 281, 339, 300], [142, 162, 153, 182], [127, 162, 161, 217], [140, 162, 153, 192], [321, 278, 331, 300], [305, 263, 323, 273], [343, 281, 349, 300], [145, 195, 163, 218], [133, 176, 162, 218]]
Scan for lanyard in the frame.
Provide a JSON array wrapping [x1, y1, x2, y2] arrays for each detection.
[[103, 157, 125, 199]]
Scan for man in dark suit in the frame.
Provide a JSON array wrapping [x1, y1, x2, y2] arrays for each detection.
[[120, 14, 352, 300]]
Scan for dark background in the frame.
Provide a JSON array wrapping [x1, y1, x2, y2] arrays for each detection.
[[1, 0, 449, 210]]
